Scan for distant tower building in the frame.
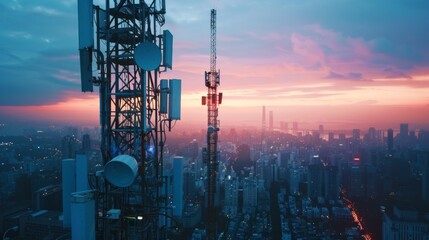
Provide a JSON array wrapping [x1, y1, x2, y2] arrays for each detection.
[[289, 168, 301, 195], [34, 185, 62, 211], [328, 132, 335, 142], [269, 111, 273, 132], [262, 106, 266, 132], [62, 135, 78, 159], [242, 176, 257, 213], [292, 122, 298, 134], [82, 134, 91, 152], [400, 123, 409, 139], [280, 122, 288, 131], [339, 133, 346, 141], [184, 169, 196, 202], [352, 129, 360, 140], [318, 125, 324, 135], [350, 160, 365, 197], [399, 123, 409, 148], [324, 166, 339, 200], [307, 164, 323, 199], [382, 206, 429, 240], [387, 129, 394, 153], [173, 157, 184, 218], [190, 139, 199, 161], [223, 172, 238, 218], [368, 127, 376, 141]]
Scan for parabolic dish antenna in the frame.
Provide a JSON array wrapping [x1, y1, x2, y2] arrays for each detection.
[[134, 41, 162, 71], [104, 154, 138, 187]]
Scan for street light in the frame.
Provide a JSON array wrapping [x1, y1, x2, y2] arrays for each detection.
[[2, 226, 18, 240]]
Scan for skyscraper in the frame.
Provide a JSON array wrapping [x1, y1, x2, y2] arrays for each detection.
[[352, 129, 360, 140], [400, 123, 409, 139], [328, 132, 334, 142], [269, 111, 273, 132], [318, 125, 324, 135], [82, 134, 91, 152], [292, 122, 298, 134], [387, 128, 393, 153], [307, 164, 323, 199], [324, 166, 339, 200], [242, 176, 257, 214], [62, 135, 78, 159], [223, 172, 238, 217]]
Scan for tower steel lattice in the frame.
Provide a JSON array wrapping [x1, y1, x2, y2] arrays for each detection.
[[202, 9, 221, 240], [79, 0, 177, 239]]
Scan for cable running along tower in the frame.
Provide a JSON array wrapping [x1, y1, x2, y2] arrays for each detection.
[[78, 0, 180, 239], [202, 9, 222, 240]]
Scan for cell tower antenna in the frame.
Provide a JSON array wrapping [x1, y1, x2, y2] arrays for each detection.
[[78, 0, 181, 239], [202, 8, 222, 240]]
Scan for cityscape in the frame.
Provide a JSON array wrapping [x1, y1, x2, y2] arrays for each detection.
[[1, 121, 429, 239], [1, 0, 429, 240]]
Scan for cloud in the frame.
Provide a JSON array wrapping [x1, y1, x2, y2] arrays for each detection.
[[0, 48, 95, 106], [325, 71, 363, 81]]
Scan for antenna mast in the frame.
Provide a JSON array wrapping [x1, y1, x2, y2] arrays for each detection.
[[78, 0, 180, 239], [202, 8, 222, 240]]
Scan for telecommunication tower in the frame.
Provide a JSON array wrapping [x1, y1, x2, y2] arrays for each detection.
[[202, 9, 222, 240], [78, 0, 180, 239]]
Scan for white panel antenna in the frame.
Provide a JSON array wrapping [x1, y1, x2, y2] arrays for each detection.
[[78, 0, 94, 92], [163, 30, 173, 69], [168, 79, 181, 120]]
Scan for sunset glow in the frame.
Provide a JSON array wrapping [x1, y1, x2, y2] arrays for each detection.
[[1, 1, 429, 131]]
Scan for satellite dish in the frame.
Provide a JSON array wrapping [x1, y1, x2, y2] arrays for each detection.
[[134, 41, 162, 71], [104, 155, 138, 187]]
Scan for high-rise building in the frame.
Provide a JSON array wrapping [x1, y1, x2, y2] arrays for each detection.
[[33, 185, 62, 211], [307, 164, 323, 199], [328, 132, 335, 142], [269, 111, 273, 132], [223, 172, 238, 218], [400, 123, 409, 139], [387, 129, 394, 153], [280, 122, 288, 131], [318, 125, 324, 135], [352, 129, 360, 140], [184, 169, 196, 202], [350, 160, 365, 197], [289, 168, 301, 195], [242, 176, 257, 213], [324, 166, 339, 200], [382, 206, 429, 240], [173, 156, 184, 218], [183, 203, 202, 228], [61, 135, 78, 159], [292, 122, 298, 133], [82, 134, 91, 152]]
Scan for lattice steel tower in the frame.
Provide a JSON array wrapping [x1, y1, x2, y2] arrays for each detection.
[[202, 9, 222, 240], [78, 0, 180, 239]]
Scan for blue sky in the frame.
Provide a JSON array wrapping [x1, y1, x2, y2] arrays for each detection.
[[1, 0, 429, 129]]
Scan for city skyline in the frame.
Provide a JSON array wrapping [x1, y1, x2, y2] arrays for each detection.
[[1, 1, 429, 130]]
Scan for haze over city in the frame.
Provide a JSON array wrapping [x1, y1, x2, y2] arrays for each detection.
[[1, 0, 429, 131], [1, 1, 429, 240]]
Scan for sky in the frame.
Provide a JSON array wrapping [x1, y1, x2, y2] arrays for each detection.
[[0, 0, 429, 132]]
